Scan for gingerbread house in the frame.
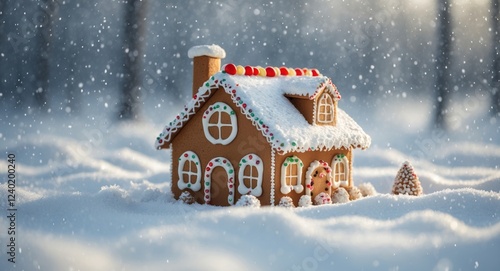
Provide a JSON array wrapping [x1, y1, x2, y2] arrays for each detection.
[[155, 45, 371, 206]]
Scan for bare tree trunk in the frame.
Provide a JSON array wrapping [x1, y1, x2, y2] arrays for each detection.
[[492, 0, 500, 115], [34, 0, 56, 111], [434, 0, 453, 129], [118, 0, 148, 120], [0, 1, 6, 105]]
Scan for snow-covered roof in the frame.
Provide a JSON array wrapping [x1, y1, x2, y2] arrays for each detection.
[[155, 72, 371, 153], [187, 44, 226, 59]]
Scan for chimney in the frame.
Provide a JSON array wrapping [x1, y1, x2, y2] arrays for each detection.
[[188, 45, 226, 96]]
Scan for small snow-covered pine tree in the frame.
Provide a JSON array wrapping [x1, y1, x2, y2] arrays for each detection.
[[392, 161, 423, 196]]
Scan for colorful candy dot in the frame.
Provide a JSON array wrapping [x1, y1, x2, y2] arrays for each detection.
[[244, 66, 254, 75], [280, 67, 289, 76], [258, 67, 266, 76], [236, 65, 245, 75], [265, 66, 276, 77], [224, 63, 237, 75]]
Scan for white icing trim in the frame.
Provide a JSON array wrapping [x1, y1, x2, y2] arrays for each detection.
[[270, 149, 276, 206], [332, 154, 349, 188], [312, 96, 317, 125], [203, 157, 235, 205], [237, 154, 263, 197], [202, 102, 238, 145], [177, 151, 202, 191], [169, 143, 173, 190], [187, 44, 226, 59], [305, 160, 332, 196], [280, 156, 304, 194]]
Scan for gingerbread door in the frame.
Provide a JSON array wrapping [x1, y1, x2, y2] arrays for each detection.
[[203, 157, 235, 206], [305, 160, 333, 201]]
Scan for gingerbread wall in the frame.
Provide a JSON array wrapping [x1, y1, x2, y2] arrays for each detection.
[[171, 87, 273, 206], [286, 96, 315, 125], [273, 148, 352, 206]]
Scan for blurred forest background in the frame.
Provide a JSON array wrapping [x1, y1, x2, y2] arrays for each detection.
[[0, 0, 498, 130]]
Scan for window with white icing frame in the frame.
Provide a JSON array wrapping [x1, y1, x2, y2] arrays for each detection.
[[177, 151, 201, 191], [237, 154, 263, 197], [202, 102, 238, 145], [332, 154, 349, 187], [317, 93, 334, 124], [280, 156, 304, 194]]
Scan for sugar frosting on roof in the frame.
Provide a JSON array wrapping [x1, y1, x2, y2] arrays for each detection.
[[155, 72, 371, 153], [187, 44, 226, 59]]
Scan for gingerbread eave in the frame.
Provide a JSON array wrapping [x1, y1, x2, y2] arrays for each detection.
[[155, 72, 371, 153]]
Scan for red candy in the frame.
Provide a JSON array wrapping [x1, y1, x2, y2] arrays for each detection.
[[295, 68, 303, 76], [266, 66, 276, 77], [279, 67, 289, 76], [244, 66, 254, 75], [252, 67, 259, 75], [224, 63, 237, 75]]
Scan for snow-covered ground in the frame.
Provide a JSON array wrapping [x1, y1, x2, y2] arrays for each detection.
[[1, 92, 499, 271]]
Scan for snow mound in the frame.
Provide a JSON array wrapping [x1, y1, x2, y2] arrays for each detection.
[[357, 182, 377, 197], [235, 195, 261, 207], [298, 195, 313, 207], [332, 187, 350, 204], [314, 192, 332, 205], [179, 191, 195, 204], [347, 186, 362, 200], [278, 196, 295, 207]]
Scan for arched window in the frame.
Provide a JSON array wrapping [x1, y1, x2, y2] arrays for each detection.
[[238, 154, 263, 197], [332, 154, 349, 187], [202, 102, 238, 145], [177, 151, 201, 191], [317, 93, 334, 124], [280, 156, 304, 194]]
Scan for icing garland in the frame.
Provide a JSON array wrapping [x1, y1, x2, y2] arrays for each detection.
[[202, 102, 238, 145], [156, 86, 214, 147], [305, 160, 332, 196], [177, 150, 202, 191], [308, 79, 341, 101], [270, 149, 275, 206], [280, 156, 304, 194], [204, 157, 235, 205], [237, 154, 263, 197]]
